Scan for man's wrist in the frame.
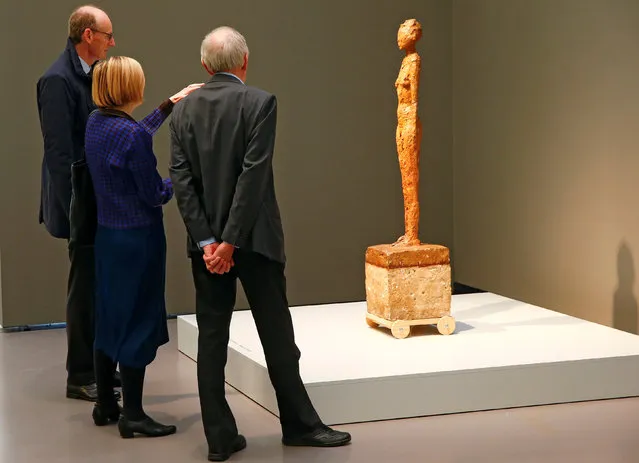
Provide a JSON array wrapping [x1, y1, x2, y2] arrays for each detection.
[[198, 237, 216, 249]]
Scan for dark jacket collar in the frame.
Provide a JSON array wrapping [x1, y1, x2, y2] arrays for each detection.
[[94, 107, 136, 122], [65, 37, 95, 81]]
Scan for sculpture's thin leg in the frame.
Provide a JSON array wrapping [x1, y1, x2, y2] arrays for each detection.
[[404, 120, 420, 243], [394, 120, 421, 246]]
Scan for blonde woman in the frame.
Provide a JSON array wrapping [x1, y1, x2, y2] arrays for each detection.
[[84, 56, 201, 438]]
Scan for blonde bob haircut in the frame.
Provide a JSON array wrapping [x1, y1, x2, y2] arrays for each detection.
[[92, 56, 145, 108]]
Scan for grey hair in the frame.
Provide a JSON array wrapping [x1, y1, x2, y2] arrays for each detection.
[[200, 26, 249, 73]]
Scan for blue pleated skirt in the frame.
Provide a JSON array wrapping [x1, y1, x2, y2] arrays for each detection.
[[94, 220, 169, 368]]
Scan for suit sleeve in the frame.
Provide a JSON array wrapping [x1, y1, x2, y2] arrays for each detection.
[[38, 74, 76, 218], [221, 94, 277, 247], [168, 119, 216, 244]]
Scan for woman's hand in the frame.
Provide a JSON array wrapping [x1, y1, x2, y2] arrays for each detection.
[[169, 83, 204, 103]]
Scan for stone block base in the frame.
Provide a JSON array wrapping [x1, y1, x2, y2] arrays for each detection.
[[365, 243, 452, 321]]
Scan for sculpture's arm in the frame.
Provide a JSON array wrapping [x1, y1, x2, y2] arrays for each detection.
[[409, 55, 421, 105]]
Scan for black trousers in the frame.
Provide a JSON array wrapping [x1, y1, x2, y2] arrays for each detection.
[[66, 243, 96, 386], [192, 249, 322, 451]]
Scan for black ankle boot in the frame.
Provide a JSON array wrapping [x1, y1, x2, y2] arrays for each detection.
[[92, 403, 122, 426], [118, 415, 177, 438]]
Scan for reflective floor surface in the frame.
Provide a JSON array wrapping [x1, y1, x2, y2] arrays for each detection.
[[1, 320, 638, 463]]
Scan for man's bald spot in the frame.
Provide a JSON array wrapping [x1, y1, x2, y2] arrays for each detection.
[[75, 5, 108, 23], [73, 4, 104, 14], [204, 27, 236, 52]]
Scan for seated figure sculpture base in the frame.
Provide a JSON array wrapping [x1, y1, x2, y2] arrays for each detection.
[[364, 243, 454, 339]]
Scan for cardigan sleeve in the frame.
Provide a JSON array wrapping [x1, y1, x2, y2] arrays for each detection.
[[128, 127, 173, 207], [137, 99, 174, 136]]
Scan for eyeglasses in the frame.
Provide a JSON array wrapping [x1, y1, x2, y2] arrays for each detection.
[[91, 29, 114, 41]]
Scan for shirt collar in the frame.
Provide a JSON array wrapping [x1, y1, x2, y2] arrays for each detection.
[[78, 56, 91, 74], [216, 72, 244, 84]]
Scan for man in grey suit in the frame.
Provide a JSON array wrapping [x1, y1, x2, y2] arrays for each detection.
[[169, 26, 351, 461]]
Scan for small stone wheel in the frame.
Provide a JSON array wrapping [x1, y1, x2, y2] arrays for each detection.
[[437, 315, 455, 335], [366, 317, 378, 328], [390, 321, 411, 339]]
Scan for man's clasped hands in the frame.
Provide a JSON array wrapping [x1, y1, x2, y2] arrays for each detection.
[[202, 242, 236, 274]]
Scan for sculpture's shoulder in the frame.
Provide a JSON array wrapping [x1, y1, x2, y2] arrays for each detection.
[[396, 52, 420, 87], [407, 52, 421, 65], [399, 52, 420, 72]]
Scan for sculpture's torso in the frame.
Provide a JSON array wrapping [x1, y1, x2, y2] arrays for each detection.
[[395, 53, 420, 124]]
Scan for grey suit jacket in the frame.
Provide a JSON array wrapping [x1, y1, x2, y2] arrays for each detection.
[[169, 73, 285, 264]]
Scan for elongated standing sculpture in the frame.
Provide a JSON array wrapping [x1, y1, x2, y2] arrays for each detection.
[[393, 18, 422, 247], [364, 19, 455, 339]]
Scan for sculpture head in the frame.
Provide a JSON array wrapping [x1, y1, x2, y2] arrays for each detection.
[[397, 19, 422, 51]]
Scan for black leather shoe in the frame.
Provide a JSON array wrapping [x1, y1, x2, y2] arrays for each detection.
[[66, 383, 121, 402], [92, 403, 122, 426], [282, 426, 351, 447], [208, 435, 247, 461], [118, 415, 177, 439]]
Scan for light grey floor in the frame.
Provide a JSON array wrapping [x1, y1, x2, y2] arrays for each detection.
[[1, 320, 638, 463]]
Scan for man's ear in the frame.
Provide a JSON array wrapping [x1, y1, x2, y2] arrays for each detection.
[[82, 28, 93, 44], [242, 53, 248, 71], [201, 60, 214, 75]]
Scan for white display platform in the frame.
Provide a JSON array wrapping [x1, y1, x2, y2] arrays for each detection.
[[177, 292, 639, 425]]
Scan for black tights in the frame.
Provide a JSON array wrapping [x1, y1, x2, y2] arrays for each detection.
[[94, 349, 146, 421]]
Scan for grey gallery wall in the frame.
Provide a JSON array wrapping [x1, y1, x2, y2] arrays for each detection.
[[0, 0, 453, 327]]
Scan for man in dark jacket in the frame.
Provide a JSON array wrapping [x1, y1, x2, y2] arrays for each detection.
[[37, 5, 118, 401], [170, 26, 351, 461]]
